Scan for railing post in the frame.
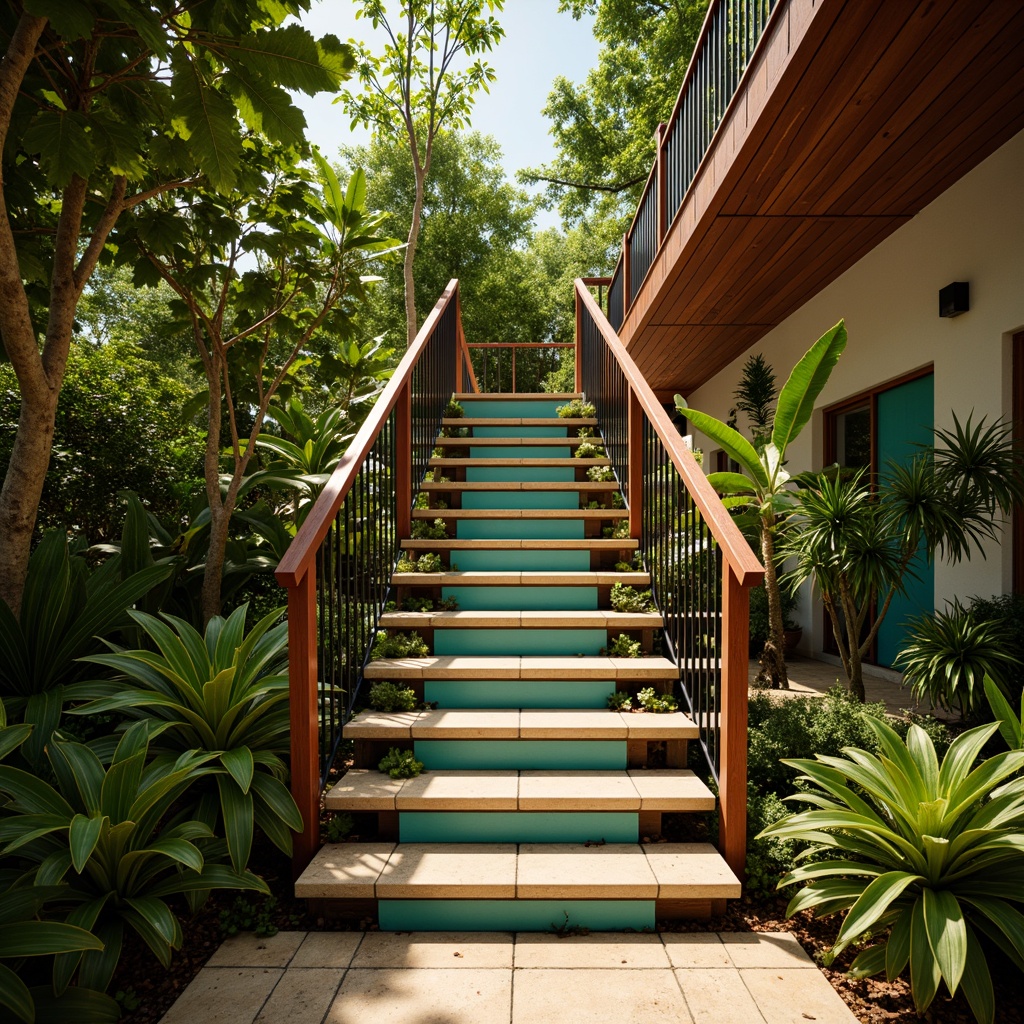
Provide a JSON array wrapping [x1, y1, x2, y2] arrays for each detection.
[[288, 569, 320, 876], [396, 380, 412, 539], [628, 389, 643, 538], [622, 232, 631, 313], [655, 122, 668, 244], [719, 561, 749, 879], [574, 289, 584, 395]]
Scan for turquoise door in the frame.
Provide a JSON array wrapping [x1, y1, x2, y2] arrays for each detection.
[[876, 374, 934, 667]]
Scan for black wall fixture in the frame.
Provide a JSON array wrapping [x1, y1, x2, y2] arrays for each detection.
[[939, 281, 970, 318]]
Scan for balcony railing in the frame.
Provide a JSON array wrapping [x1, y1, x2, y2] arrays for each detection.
[[276, 281, 473, 870], [608, 0, 778, 330], [575, 279, 763, 876]]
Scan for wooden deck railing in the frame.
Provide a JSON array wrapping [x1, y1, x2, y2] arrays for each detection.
[[575, 280, 764, 876], [276, 281, 471, 871], [608, 0, 778, 330]]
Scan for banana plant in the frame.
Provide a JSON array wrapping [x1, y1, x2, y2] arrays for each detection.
[[0, 721, 267, 1005], [70, 605, 302, 870], [675, 321, 847, 688], [759, 716, 1024, 1024]]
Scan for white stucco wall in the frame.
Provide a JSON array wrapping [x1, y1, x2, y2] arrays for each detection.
[[683, 128, 1024, 655]]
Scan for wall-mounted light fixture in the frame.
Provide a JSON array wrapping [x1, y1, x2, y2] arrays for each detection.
[[939, 281, 969, 318]]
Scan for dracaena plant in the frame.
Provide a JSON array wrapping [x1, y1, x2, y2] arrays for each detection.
[[676, 321, 847, 689], [0, 720, 267, 1007], [759, 716, 1024, 1024], [70, 605, 302, 871]]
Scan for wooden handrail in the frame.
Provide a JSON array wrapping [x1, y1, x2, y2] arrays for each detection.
[[575, 280, 763, 587], [276, 280, 460, 588]]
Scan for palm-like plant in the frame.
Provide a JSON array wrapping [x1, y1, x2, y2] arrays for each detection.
[[70, 605, 302, 870], [759, 716, 1024, 1024], [676, 321, 847, 687]]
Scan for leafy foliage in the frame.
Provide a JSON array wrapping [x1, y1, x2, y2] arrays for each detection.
[[556, 399, 596, 418], [637, 687, 678, 713], [603, 634, 641, 658], [378, 747, 425, 779], [575, 440, 606, 459], [727, 353, 777, 450], [411, 518, 450, 540], [371, 631, 431, 659], [607, 691, 632, 711], [609, 583, 654, 614], [760, 718, 1024, 1024], [367, 682, 418, 713]]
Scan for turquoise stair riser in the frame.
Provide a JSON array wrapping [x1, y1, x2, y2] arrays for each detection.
[[466, 467, 575, 482], [415, 739, 626, 770], [433, 628, 606, 657], [378, 899, 655, 933], [456, 518, 584, 540], [450, 549, 590, 572], [459, 400, 567, 418], [474, 426, 567, 438], [424, 679, 614, 709], [399, 812, 638, 844], [462, 491, 579, 510], [442, 585, 597, 611], [472, 445, 571, 459]]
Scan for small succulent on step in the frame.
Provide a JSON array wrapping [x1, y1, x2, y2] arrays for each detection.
[[371, 630, 430, 659], [556, 398, 596, 419], [378, 747, 425, 779], [602, 634, 642, 658], [575, 440, 606, 459], [607, 690, 633, 711], [368, 681, 418, 712], [587, 465, 615, 482], [610, 582, 655, 613], [637, 687, 679, 713], [438, 595, 459, 611]]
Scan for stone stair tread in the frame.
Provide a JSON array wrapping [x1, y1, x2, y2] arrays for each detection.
[[412, 508, 626, 519], [379, 610, 663, 629], [429, 457, 611, 467], [443, 417, 597, 427], [325, 768, 713, 812], [392, 570, 649, 585], [361, 655, 680, 681], [420, 480, 617, 491], [433, 437, 595, 447], [399, 538, 639, 550], [343, 707, 698, 739], [295, 842, 741, 900]]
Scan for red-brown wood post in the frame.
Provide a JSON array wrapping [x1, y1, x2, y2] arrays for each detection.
[[622, 233, 631, 315], [574, 287, 584, 395], [719, 561, 749, 879], [628, 389, 643, 539], [655, 122, 668, 245], [288, 569, 320, 876], [395, 380, 412, 539]]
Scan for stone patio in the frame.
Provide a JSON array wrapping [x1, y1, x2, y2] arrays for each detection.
[[158, 930, 858, 1024]]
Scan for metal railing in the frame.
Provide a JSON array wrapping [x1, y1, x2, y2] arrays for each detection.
[[575, 279, 763, 875], [611, 0, 778, 323], [466, 342, 573, 393], [276, 281, 467, 871]]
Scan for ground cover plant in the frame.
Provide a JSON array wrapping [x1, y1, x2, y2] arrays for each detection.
[[370, 630, 431, 659], [378, 747, 424, 779], [367, 681, 418, 713]]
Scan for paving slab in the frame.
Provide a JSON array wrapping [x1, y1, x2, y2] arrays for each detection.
[[289, 932, 363, 968], [675, 968, 765, 1024], [512, 968, 693, 1024], [514, 932, 670, 968], [720, 931, 817, 968], [352, 931, 514, 969], [739, 968, 858, 1023], [660, 933, 733, 969], [158, 967, 282, 1024], [253, 968, 341, 1024], [327, 967, 512, 1024], [206, 931, 307, 968]]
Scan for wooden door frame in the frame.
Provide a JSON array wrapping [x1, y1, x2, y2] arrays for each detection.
[[1014, 332, 1024, 594]]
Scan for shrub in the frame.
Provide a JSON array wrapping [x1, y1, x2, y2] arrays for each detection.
[[367, 681, 417, 713], [602, 520, 630, 539], [400, 595, 434, 613], [603, 634, 641, 658], [610, 583, 654, 614], [411, 517, 449, 540], [541, 352, 575, 394], [614, 555, 644, 573], [371, 630, 430, 659], [637, 687, 678, 713], [556, 398, 596, 419], [394, 553, 443, 574], [607, 691, 632, 711], [575, 439, 605, 459], [760, 718, 1024, 1024], [378, 747, 424, 779], [587, 465, 615, 483]]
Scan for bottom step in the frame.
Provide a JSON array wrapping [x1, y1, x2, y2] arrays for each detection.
[[296, 842, 740, 931]]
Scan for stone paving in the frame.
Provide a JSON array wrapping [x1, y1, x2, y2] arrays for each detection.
[[158, 929, 858, 1024]]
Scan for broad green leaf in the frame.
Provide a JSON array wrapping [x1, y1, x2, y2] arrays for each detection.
[[848, 943, 886, 978], [224, 68, 306, 148], [23, 689, 63, 765], [909, 897, 942, 1014], [886, 906, 912, 981], [0, 723, 33, 761], [921, 888, 966, 994], [835, 871, 922, 953], [673, 401, 769, 488], [123, 897, 180, 963], [217, 773, 254, 871], [772, 320, 847, 453], [0, 962, 33, 1024], [221, 747, 254, 793], [250, 770, 303, 832], [23, 110, 96, 186], [983, 674, 1022, 749], [77, 919, 123, 996], [0, 765, 74, 817], [961, 895, 1024, 964], [960, 926, 995, 1024], [0, 921, 103, 958], [30, 984, 121, 1024], [238, 25, 349, 94], [707, 472, 756, 496], [146, 863, 269, 899], [68, 814, 105, 873], [23, 0, 95, 39]]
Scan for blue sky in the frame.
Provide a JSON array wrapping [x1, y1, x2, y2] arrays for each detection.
[[295, 2, 600, 226]]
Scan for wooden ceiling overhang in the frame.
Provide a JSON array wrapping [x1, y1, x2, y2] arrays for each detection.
[[621, 0, 1024, 400]]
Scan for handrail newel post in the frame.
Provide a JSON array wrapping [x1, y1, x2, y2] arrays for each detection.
[[655, 122, 668, 244], [622, 233, 631, 316], [574, 290, 584, 395], [288, 569, 320, 877], [628, 390, 643, 538], [719, 561, 749, 879], [395, 380, 413, 539]]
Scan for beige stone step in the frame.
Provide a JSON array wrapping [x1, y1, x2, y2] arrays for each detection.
[[412, 508, 626, 520], [443, 417, 597, 428], [343, 707, 698, 740], [433, 437, 596, 448], [391, 570, 649, 586], [361, 655, 681, 682], [420, 481, 616, 492], [295, 842, 741, 900], [399, 539, 639, 551], [429, 457, 611, 467], [379, 609, 662, 630], [325, 768, 714, 813]]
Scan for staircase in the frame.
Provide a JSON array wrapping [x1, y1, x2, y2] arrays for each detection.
[[294, 392, 741, 930]]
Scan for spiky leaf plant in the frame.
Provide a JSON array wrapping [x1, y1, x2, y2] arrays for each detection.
[[759, 717, 1024, 1024]]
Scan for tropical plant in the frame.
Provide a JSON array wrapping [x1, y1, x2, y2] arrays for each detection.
[[0, 722, 267, 1004], [783, 415, 1024, 700], [896, 599, 1022, 718], [603, 634, 641, 658], [575, 440, 606, 460], [367, 682, 418, 713], [378, 747, 424, 779], [677, 321, 848, 689], [609, 583, 654, 614], [727, 353, 777, 450], [637, 687, 678, 713], [371, 631, 431, 659], [69, 606, 301, 870], [984, 674, 1024, 750], [759, 717, 1024, 1024], [556, 399, 596, 418], [0, 530, 171, 764]]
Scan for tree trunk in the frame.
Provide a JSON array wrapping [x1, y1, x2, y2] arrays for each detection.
[[847, 642, 866, 702], [200, 368, 226, 625], [756, 519, 789, 689], [404, 165, 426, 347]]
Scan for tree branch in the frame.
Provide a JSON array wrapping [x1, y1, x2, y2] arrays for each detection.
[[519, 171, 648, 194]]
